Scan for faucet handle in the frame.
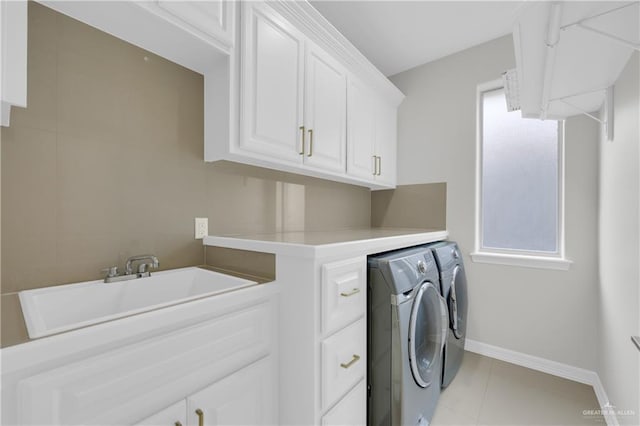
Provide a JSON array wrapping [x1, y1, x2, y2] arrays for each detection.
[[101, 266, 118, 278]]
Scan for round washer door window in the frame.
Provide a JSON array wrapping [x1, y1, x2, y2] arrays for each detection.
[[408, 281, 445, 388]]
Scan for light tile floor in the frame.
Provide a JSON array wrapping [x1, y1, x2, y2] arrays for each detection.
[[432, 352, 604, 425]]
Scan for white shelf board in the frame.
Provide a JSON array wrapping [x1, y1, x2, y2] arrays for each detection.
[[514, 1, 638, 120]]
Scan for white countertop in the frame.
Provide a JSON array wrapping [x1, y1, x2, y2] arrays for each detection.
[[203, 228, 448, 258]]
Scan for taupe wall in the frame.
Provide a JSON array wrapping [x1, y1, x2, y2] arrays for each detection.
[[597, 53, 639, 424], [371, 183, 446, 229], [0, 3, 372, 346], [390, 35, 600, 371]]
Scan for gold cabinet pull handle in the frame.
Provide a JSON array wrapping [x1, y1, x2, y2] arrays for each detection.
[[299, 126, 305, 155], [340, 354, 361, 369], [307, 129, 313, 157], [195, 409, 204, 426], [340, 288, 360, 297]]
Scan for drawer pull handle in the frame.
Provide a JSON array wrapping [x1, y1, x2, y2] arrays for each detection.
[[340, 354, 361, 369], [340, 288, 360, 297], [195, 409, 204, 426]]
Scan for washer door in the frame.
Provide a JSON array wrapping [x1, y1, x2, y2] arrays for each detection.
[[408, 281, 446, 388]]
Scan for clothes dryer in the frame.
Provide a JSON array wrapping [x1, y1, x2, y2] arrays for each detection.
[[429, 241, 468, 388], [368, 246, 448, 426]]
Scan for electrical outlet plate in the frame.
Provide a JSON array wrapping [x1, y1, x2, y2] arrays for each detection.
[[195, 218, 208, 239]]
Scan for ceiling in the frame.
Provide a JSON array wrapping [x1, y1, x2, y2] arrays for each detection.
[[310, 1, 527, 77]]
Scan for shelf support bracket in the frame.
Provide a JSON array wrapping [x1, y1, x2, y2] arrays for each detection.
[[576, 23, 640, 51], [560, 2, 640, 51], [556, 87, 614, 141], [557, 100, 603, 124]]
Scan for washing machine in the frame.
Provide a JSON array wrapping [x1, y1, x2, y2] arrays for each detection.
[[368, 246, 448, 426], [429, 241, 468, 388]]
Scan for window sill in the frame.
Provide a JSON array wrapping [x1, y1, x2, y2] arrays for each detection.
[[470, 252, 572, 271]]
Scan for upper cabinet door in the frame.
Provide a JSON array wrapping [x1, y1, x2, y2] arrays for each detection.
[[241, 3, 305, 165], [303, 45, 347, 173], [374, 100, 397, 187], [135, 400, 187, 426], [157, 1, 234, 48], [346, 78, 376, 181]]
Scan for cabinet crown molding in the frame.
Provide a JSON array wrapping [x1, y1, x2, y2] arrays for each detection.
[[268, 1, 405, 106]]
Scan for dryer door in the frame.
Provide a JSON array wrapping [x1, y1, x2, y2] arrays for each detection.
[[449, 265, 468, 339], [408, 281, 447, 388]]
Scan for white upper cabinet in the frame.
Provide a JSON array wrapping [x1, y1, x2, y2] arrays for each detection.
[[303, 44, 348, 173], [231, 1, 404, 189], [346, 78, 376, 180], [135, 400, 187, 426], [157, 1, 235, 49], [240, 2, 305, 164], [346, 78, 397, 187], [240, 3, 347, 174], [1, 0, 27, 127], [374, 99, 398, 187]]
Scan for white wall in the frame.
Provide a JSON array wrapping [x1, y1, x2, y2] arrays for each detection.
[[598, 52, 639, 425], [390, 35, 600, 370]]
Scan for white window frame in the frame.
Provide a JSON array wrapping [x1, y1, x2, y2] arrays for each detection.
[[471, 79, 572, 271]]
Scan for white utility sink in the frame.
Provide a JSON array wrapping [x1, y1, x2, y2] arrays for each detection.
[[19, 267, 258, 339]]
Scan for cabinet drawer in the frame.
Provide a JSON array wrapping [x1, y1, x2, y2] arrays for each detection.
[[321, 256, 366, 335], [322, 380, 366, 426], [322, 319, 365, 410]]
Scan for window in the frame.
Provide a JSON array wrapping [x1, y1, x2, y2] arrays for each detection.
[[471, 80, 571, 270]]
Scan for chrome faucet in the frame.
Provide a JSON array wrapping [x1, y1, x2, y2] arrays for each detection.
[[102, 255, 159, 283], [125, 255, 160, 276]]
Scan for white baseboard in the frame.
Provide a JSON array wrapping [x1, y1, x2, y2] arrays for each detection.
[[464, 339, 619, 426]]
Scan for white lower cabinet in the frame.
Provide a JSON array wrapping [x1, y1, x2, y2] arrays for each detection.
[[278, 254, 366, 424], [7, 290, 278, 426], [137, 357, 275, 426], [322, 381, 366, 426], [186, 357, 276, 426]]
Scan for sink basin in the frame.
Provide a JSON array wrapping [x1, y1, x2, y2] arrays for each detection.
[[18, 267, 258, 339]]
